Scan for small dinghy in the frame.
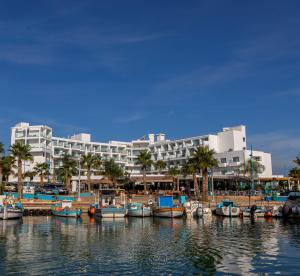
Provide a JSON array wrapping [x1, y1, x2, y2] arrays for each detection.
[[215, 200, 240, 217], [51, 201, 82, 218]]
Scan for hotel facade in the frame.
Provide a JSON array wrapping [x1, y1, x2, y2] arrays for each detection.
[[10, 123, 273, 183]]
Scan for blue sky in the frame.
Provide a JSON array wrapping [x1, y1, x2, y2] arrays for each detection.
[[0, 0, 299, 174]]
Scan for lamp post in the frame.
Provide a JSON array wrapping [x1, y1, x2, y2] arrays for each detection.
[[248, 146, 254, 207], [77, 158, 81, 201]]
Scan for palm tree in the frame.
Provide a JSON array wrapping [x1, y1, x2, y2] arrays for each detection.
[[0, 142, 4, 185], [189, 146, 218, 202], [168, 166, 180, 191], [182, 160, 199, 198], [289, 167, 300, 190], [244, 159, 265, 178], [103, 159, 123, 188], [80, 153, 101, 192], [154, 160, 166, 172], [33, 162, 50, 185], [294, 155, 300, 167], [10, 142, 33, 199], [136, 150, 153, 192], [57, 154, 77, 192], [1, 156, 14, 182], [24, 170, 36, 182]]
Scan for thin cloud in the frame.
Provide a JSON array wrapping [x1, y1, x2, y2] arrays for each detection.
[[114, 114, 147, 124]]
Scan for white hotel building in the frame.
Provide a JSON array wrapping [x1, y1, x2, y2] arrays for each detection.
[[10, 122, 273, 182]]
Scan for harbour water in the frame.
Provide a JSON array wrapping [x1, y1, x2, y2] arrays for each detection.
[[0, 216, 300, 275]]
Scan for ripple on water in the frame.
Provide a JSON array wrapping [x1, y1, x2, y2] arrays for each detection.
[[0, 216, 300, 275]]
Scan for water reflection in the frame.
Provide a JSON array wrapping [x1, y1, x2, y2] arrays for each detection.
[[0, 216, 299, 275]]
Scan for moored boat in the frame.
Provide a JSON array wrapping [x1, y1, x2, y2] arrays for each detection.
[[153, 196, 184, 218], [51, 201, 82, 218], [92, 189, 127, 218], [282, 192, 300, 218], [95, 206, 126, 218], [215, 200, 240, 217], [242, 205, 273, 218], [127, 203, 152, 217], [0, 195, 23, 220]]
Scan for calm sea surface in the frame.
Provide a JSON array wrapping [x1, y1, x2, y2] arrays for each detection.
[[0, 215, 300, 275]]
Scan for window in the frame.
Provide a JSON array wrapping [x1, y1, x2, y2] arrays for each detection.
[[243, 137, 246, 142], [233, 157, 239, 162], [220, 158, 227, 163]]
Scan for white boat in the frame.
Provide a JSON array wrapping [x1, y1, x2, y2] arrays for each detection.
[[215, 200, 240, 217], [0, 205, 23, 220], [0, 195, 23, 220], [184, 201, 200, 217], [282, 192, 300, 218], [184, 201, 212, 218]]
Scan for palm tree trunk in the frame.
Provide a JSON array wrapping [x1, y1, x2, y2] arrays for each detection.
[[177, 176, 180, 192], [193, 173, 201, 200], [17, 159, 23, 199], [202, 168, 208, 202], [40, 174, 44, 186], [143, 170, 147, 192], [87, 170, 91, 192], [67, 177, 71, 193]]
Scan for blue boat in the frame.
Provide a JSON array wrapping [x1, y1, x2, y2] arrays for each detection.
[[51, 201, 82, 218], [127, 203, 152, 217]]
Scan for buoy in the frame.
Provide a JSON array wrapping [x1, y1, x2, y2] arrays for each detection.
[[264, 211, 272, 217]]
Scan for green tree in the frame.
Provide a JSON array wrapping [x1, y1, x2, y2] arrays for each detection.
[[57, 154, 77, 192], [81, 153, 101, 192], [168, 166, 180, 191], [136, 150, 153, 192], [103, 159, 123, 188], [33, 162, 50, 185], [10, 142, 33, 199], [189, 146, 218, 202], [289, 167, 300, 190]]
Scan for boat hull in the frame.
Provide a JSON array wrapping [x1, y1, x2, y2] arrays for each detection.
[[95, 208, 126, 218], [52, 209, 82, 218], [153, 207, 184, 218], [128, 207, 152, 217], [215, 206, 240, 217], [0, 207, 23, 220]]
